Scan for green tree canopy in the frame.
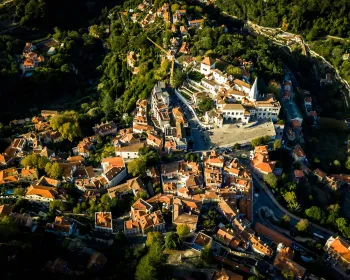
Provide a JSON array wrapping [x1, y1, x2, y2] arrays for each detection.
[[273, 139, 282, 150], [165, 232, 181, 250], [296, 219, 309, 232], [146, 231, 164, 247], [283, 191, 300, 212], [21, 154, 49, 170], [45, 162, 63, 179], [128, 147, 160, 177], [198, 96, 215, 112], [50, 111, 82, 141], [177, 224, 190, 238], [226, 65, 242, 76], [305, 206, 323, 222], [263, 173, 278, 189], [171, 4, 180, 13], [201, 245, 214, 264]]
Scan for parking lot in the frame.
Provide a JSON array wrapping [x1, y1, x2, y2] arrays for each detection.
[[208, 121, 276, 148]]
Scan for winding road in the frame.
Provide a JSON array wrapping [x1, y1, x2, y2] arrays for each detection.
[[252, 174, 337, 240]]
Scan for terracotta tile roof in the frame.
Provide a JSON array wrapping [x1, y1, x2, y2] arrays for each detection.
[[255, 222, 293, 247], [234, 79, 251, 89], [294, 170, 304, 178], [327, 237, 350, 263], [147, 133, 162, 147], [132, 198, 152, 211], [93, 121, 117, 135], [139, 210, 164, 230], [67, 155, 84, 163], [21, 167, 38, 177], [125, 219, 140, 230], [193, 231, 212, 247], [102, 156, 125, 168], [115, 141, 145, 152], [254, 145, 269, 154], [222, 104, 245, 111], [293, 145, 305, 158], [163, 182, 177, 192], [146, 193, 173, 205], [119, 133, 139, 144], [95, 212, 112, 229], [250, 235, 273, 256], [26, 185, 57, 199], [45, 216, 74, 233], [314, 168, 326, 179], [211, 268, 243, 280], [201, 56, 215, 66], [189, 19, 203, 24], [274, 246, 306, 279], [36, 176, 60, 187], [104, 166, 124, 181]]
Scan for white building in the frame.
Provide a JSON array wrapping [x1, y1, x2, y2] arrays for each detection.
[[151, 82, 171, 131], [115, 141, 145, 160], [200, 57, 215, 76], [25, 185, 57, 202]]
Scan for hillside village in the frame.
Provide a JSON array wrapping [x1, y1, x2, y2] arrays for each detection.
[[1, 0, 350, 279]]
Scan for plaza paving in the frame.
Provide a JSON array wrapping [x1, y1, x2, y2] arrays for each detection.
[[208, 121, 276, 148]]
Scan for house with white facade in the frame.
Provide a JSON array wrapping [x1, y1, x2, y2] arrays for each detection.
[[26, 185, 57, 202], [115, 141, 145, 160]]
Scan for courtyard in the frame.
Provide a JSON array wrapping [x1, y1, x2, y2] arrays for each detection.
[[207, 121, 276, 148]]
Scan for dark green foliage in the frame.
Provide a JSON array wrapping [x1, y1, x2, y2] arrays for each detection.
[[165, 232, 182, 250], [198, 96, 215, 112], [215, 0, 350, 38], [188, 71, 204, 82], [184, 152, 201, 163]]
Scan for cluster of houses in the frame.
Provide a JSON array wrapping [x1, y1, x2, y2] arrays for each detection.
[[21, 42, 45, 73], [0, 110, 61, 166], [182, 56, 282, 128], [127, 1, 204, 31], [151, 82, 188, 152]]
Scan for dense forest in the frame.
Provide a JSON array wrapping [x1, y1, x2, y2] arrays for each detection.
[[215, 0, 350, 38]]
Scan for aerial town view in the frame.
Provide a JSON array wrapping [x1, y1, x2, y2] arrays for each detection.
[[1, 0, 350, 279]]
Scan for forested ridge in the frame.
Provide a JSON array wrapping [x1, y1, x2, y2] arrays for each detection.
[[215, 0, 350, 38]]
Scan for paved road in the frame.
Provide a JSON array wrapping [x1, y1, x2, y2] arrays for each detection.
[[253, 175, 335, 240], [170, 90, 209, 151]]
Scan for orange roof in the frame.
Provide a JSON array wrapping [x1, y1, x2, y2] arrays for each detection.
[[132, 198, 152, 211], [328, 237, 350, 263], [234, 79, 251, 89], [21, 167, 37, 177], [37, 176, 60, 187], [212, 268, 243, 280], [314, 168, 326, 179], [95, 212, 112, 229], [67, 155, 84, 163], [125, 219, 140, 230], [201, 56, 215, 66], [26, 185, 57, 199], [254, 145, 269, 154], [255, 222, 293, 247], [250, 235, 273, 256], [194, 231, 212, 247], [294, 170, 304, 178], [139, 210, 164, 230], [274, 247, 306, 279], [101, 156, 125, 168], [293, 145, 305, 157]]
